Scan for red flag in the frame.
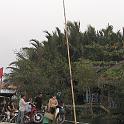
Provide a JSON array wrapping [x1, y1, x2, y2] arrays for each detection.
[[0, 67, 3, 78]]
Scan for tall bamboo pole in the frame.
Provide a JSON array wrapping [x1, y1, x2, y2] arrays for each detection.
[[63, 0, 77, 124]]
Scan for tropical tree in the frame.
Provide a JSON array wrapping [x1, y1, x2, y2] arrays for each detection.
[[5, 21, 124, 111]]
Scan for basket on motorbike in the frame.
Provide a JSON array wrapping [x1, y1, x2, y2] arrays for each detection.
[[44, 112, 54, 120]]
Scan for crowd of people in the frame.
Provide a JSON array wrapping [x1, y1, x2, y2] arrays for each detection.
[[4, 92, 63, 124]]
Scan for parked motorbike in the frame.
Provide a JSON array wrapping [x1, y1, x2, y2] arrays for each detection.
[[7, 110, 30, 123], [55, 106, 65, 124]]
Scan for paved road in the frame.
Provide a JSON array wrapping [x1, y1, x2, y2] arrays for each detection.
[[0, 122, 15, 124]]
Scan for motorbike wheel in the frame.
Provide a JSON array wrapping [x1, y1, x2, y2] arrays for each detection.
[[56, 113, 65, 124], [33, 112, 43, 123], [24, 115, 30, 124], [0, 113, 7, 122], [10, 116, 17, 123]]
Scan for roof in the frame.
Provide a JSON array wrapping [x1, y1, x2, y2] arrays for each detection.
[[0, 83, 17, 97], [0, 82, 17, 90]]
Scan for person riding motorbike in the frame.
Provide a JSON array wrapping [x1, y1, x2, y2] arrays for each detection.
[[47, 94, 65, 124], [35, 92, 43, 110], [48, 95, 58, 114]]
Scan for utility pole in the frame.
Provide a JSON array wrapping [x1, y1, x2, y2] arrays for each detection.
[[62, 0, 77, 124]]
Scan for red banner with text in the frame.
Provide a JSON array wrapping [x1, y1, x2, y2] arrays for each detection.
[[0, 67, 3, 79]]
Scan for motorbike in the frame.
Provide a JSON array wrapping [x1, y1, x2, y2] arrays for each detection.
[[26, 102, 43, 123], [43, 106, 65, 124], [5, 110, 30, 123], [55, 106, 65, 124], [8, 108, 43, 124]]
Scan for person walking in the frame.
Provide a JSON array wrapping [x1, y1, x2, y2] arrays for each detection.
[[17, 94, 27, 124]]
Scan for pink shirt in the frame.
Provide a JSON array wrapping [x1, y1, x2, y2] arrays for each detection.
[[19, 98, 27, 111]]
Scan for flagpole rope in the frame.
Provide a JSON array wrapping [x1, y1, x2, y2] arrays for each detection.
[[63, 0, 77, 124]]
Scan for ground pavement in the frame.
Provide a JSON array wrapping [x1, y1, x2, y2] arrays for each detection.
[[0, 122, 15, 124]]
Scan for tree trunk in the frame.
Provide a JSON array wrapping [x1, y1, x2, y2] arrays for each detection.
[[89, 87, 94, 117]]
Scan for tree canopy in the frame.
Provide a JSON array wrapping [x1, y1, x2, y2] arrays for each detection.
[[6, 22, 124, 108]]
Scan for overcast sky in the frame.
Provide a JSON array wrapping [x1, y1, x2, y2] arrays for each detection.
[[0, 0, 124, 72]]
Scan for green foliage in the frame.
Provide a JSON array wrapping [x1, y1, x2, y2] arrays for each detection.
[[105, 68, 123, 80], [6, 22, 124, 110], [73, 59, 97, 89]]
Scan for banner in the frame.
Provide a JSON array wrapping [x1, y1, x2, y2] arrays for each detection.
[[0, 67, 3, 79]]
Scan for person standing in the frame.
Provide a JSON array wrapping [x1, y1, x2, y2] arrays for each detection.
[[35, 92, 43, 110], [17, 94, 27, 124], [6, 101, 16, 120], [56, 92, 63, 106]]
